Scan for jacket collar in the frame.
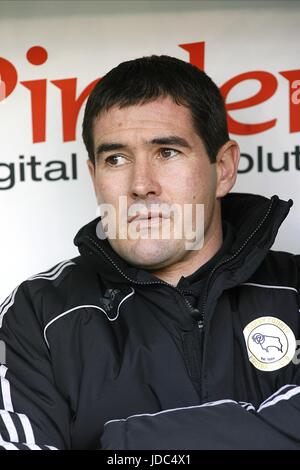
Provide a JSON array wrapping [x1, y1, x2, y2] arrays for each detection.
[[74, 193, 293, 285]]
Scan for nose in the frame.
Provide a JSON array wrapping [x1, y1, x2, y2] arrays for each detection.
[[130, 157, 162, 200]]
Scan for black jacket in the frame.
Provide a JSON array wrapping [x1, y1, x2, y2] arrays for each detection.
[[0, 193, 299, 450]]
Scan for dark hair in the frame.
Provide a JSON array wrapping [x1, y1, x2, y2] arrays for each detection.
[[82, 55, 229, 164]]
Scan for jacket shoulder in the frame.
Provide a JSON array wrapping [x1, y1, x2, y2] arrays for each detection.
[[248, 250, 300, 291], [0, 257, 97, 330]]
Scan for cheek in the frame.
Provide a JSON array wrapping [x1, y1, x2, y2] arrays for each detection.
[[94, 176, 117, 204], [182, 169, 216, 204], [173, 171, 205, 201], [185, 175, 200, 193]]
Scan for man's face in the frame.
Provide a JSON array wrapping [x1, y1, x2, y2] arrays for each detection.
[[89, 97, 224, 270]]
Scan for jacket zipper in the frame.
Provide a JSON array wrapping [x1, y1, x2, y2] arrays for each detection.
[[84, 235, 197, 318]]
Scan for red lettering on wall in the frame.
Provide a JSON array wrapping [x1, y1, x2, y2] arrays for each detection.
[[26, 46, 48, 66], [21, 80, 47, 143], [1, 43, 300, 143], [279, 69, 300, 133], [20, 47, 48, 142], [0, 57, 18, 99], [51, 78, 99, 142], [179, 42, 205, 70], [220, 71, 278, 135]]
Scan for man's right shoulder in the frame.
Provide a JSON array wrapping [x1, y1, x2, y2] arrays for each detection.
[[0, 256, 97, 329], [16, 257, 80, 296]]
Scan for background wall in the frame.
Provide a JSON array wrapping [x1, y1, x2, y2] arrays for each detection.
[[0, 0, 299, 301]]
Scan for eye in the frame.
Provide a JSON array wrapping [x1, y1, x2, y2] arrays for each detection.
[[104, 155, 127, 166], [160, 148, 180, 159]]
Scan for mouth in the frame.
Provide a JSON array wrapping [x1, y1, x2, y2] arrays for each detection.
[[128, 211, 169, 224]]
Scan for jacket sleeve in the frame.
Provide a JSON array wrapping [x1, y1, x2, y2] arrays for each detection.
[[0, 282, 71, 450], [101, 387, 300, 450]]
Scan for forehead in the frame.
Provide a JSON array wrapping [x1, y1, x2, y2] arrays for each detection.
[[92, 97, 196, 142]]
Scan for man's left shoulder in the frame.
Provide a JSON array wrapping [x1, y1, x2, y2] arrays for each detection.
[[249, 250, 300, 291]]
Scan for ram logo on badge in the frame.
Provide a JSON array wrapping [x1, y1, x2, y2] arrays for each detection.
[[243, 316, 296, 372]]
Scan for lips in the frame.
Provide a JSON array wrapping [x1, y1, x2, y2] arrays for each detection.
[[128, 211, 169, 224]]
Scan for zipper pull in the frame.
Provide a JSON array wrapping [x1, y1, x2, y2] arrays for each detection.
[[190, 307, 200, 318], [190, 307, 203, 328]]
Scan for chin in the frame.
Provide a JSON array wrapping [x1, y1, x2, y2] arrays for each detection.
[[117, 239, 181, 269]]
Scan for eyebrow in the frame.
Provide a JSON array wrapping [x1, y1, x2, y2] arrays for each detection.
[[95, 142, 127, 156], [95, 135, 192, 161], [148, 136, 191, 149]]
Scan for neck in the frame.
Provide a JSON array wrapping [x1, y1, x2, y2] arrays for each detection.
[[151, 211, 223, 286]]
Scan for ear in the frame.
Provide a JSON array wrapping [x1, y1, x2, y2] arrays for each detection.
[[215, 140, 240, 198]]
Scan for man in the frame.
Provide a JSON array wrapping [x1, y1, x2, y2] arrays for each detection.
[[0, 55, 299, 450]]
